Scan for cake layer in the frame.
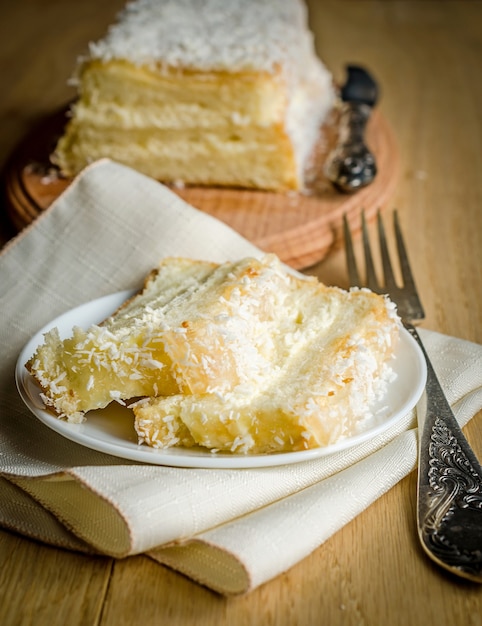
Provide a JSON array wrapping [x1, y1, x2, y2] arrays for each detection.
[[56, 122, 299, 189], [74, 61, 287, 129]]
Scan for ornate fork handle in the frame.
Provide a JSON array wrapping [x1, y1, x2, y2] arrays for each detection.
[[325, 102, 377, 192], [405, 323, 482, 582], [344, 211, 482, 580]]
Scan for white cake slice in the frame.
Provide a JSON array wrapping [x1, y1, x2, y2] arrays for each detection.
[[52, 0, 335, 191], [26, 254, 400, 454]]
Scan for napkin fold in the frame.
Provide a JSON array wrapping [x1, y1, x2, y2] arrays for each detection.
[[1, 160, 481, 595]]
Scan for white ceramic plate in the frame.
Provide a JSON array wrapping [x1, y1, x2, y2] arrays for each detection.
[[16, 291, 427, 469]]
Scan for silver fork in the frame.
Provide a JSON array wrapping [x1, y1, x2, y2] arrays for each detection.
[[343, 210, 482, 583]]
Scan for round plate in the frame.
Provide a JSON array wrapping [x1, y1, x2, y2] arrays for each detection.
[[16, 291, 427, 469]]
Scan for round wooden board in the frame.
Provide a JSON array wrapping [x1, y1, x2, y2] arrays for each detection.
[[3, 106, 398, 269]]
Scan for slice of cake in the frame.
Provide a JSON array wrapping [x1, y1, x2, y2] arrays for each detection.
[[133, 275, 400, 453], [26, 254, 400, 453], [27, 255, 310, 422], [51, 0, 335, 191], [26, 257, 217, 422]]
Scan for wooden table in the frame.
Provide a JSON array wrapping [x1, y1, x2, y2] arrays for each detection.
[[1, 1, 481, 624]]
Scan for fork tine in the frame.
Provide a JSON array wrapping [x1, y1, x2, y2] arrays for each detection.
[[393, 210, 425, 319], [361, 211, 380, 292], [393, 211, 416, 290], [376, 210, 398, 290], [343, 214, 361, 286]]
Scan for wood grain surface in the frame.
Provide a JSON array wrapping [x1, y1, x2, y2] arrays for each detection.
[[1, 1, 481, 625]]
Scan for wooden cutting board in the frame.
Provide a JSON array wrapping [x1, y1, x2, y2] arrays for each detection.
[[3, 106, 398, 269]]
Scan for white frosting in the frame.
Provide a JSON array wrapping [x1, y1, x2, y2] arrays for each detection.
[[87, 0, 320, 77]]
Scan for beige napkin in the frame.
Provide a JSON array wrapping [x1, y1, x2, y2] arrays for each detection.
[[1, 160, 481, 595]]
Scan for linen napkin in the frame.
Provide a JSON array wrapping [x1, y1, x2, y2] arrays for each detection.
[[1, 160, 481, 595]]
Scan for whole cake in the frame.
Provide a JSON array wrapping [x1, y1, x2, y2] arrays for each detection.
[[26, 254, 400, 454], [52, 0, 335, 191]]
